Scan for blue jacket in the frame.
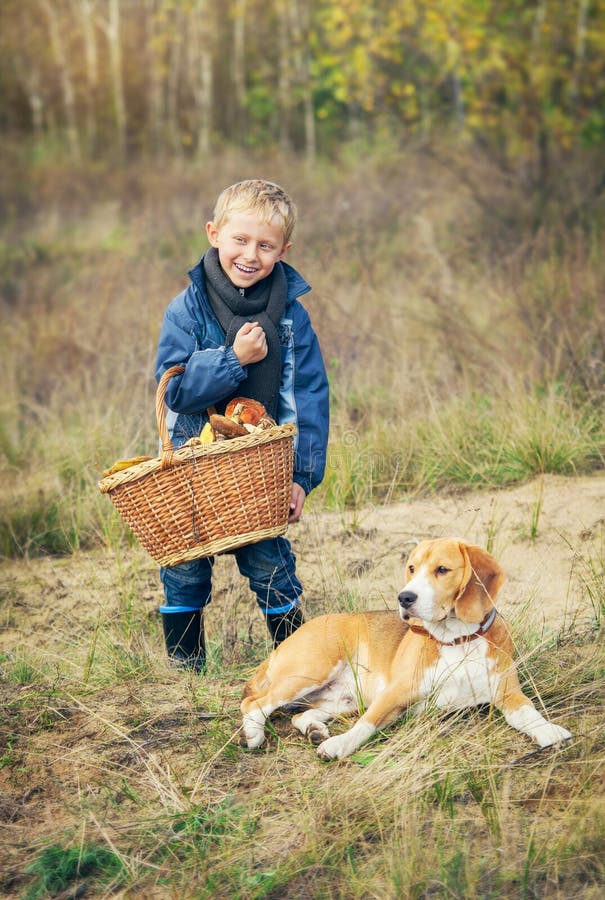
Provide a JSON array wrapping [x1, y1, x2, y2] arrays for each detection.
[[155, 255, 329, 495]]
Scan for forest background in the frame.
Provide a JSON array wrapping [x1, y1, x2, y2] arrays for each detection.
[[2, 0, 605, 169], [1, 2, 605, 898]]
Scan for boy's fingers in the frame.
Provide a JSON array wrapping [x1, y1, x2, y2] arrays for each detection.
[[249, 326, 267, 347], [238, 320, 259, 334]]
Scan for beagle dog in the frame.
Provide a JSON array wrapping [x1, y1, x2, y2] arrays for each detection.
[[241, 538, 572, 759]]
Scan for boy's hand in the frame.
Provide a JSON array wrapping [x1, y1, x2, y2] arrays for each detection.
[[289, 483, 306, 523], [233, 321, 268, 366]]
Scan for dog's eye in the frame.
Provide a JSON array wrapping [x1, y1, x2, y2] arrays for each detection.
[[436, 566, 450, 575], [408, 564, 415, 574]]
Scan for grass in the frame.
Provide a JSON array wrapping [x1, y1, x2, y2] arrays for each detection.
[[319, 384, 604, 519], [575, 542, 605, 631], [23, 843, 126, 899], [1, 535, 603, 898], [1, 147, 604, 896]]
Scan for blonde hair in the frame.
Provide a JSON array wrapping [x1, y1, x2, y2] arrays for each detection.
[[211, 179, 297, 244]]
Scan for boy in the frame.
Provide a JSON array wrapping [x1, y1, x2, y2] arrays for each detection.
[[155, 179, 329, 671]]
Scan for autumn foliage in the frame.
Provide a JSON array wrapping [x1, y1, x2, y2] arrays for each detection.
[[1, 0, 604, 175]]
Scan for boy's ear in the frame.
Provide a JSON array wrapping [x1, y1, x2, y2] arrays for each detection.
[[277, 241, 292, 260], [205, 221, 219, 246]]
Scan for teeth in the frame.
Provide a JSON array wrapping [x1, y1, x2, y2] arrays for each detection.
[[236, 264, 257, 273]]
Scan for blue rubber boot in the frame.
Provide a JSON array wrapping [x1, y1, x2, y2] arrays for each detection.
[[265, 606, 304, 647], [160, 606, 206, 672]]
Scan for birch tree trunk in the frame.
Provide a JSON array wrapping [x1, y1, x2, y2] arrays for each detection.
[[232, 0, 246, 141], [98, 0, 127, 161], [277, 1, 291, 150], [77, 0, 99, 155], [166, 4, 183, 156], [571, 0, 589, 108], [530, 0, 550, 188], [290, 0, 316, 165], [190, 0, 213, 158], [40, 0, 81, 159], [15, 61, 44, 136], [144, 0, 163, 155]]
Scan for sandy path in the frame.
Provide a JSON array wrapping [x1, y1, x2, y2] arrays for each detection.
[[294, 472, 605, 631]]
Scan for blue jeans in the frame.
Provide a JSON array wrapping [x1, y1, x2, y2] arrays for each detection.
[[160, 536, 303, 618]]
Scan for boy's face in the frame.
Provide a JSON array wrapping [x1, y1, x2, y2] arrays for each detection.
[[206, 211, 291, 289]]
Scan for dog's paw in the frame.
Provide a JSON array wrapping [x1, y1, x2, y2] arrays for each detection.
[[317, 721, 376, 760], [534, 723, 572, 749], [240, 730, 266, 750], [240, 713, 266, 749], [239, 731, 266, 749], [316, 734, 347, 760], [306, 722, 330, 746]]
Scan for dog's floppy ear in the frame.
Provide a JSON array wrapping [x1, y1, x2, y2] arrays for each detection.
[[455, 543, 505, 623]]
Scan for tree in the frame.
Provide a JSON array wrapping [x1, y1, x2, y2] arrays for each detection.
[[1, 0, 604, 165], [40, 0, 81, 159], [97, 0, 127, 161], [189, 0, 214, 157]]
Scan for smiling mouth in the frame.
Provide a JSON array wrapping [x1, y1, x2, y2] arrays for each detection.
[[235, 263, 258, 275]]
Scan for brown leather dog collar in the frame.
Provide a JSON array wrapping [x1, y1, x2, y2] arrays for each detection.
[[408, 606, 498, 646]]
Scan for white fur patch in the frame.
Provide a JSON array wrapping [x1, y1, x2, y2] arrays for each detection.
[[402, 568, 436, 619], [504, 705, 572, 747], [424, 617, 481, 643], [302, 662, 360, 715], [292, 708, 331, 741], [417, 640, 495, 711], [242, 707, 268, 749], [317, 720, 376, 760]]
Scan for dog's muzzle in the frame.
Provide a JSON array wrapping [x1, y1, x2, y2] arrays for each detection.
[[398, 590, 417, 618]]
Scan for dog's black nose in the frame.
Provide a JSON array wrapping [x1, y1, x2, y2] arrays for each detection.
[[398, 590, 417, 608]]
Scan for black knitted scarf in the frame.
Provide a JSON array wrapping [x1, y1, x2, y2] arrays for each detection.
[[203, 247, 286, 418]]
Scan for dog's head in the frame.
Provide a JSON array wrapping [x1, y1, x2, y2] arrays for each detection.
[[398, 538, 505, 625]]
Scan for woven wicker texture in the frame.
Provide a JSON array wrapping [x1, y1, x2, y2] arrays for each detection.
[[99, 365, 296, 567]]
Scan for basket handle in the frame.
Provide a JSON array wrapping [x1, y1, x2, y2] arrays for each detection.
[[156, 364, 185, 469]]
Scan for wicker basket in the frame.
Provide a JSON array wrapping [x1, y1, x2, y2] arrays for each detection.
[[99, 365, 296, 567]]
